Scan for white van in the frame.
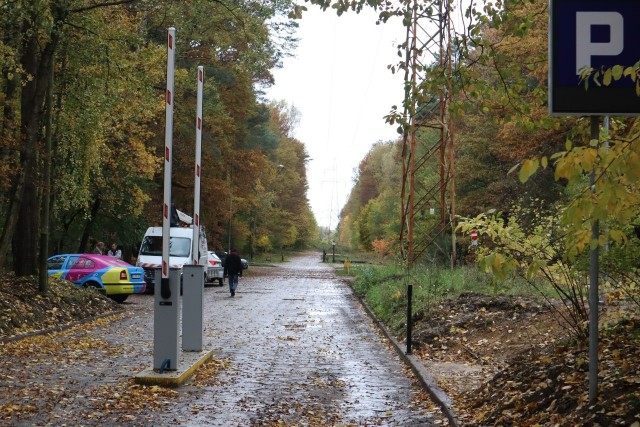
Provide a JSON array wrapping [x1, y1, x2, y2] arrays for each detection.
[[136, 224, 208, 293]]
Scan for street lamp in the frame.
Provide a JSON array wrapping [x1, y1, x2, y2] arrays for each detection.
[[277, 164, 285, 262]]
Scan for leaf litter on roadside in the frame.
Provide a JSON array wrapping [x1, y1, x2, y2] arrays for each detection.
[[0, 274, 119, 340], [409, 293, 640, 425]]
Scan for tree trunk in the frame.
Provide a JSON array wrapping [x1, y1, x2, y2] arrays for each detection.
[[39, 56, 54, 293], [13, 12, 59, 276], [0, 28, 21, 271], [0, 172, 25, 270]]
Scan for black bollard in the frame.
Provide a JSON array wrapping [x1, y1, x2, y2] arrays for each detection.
[[406, 283, 413, 355]]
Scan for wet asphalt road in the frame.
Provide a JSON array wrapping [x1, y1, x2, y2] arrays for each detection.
[[2, 253, 442, 426]]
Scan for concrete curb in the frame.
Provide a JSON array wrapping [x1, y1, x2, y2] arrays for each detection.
[[343, 278, 460, 427]]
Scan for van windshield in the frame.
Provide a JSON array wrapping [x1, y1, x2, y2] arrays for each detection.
[[139, 236, 191, 257]]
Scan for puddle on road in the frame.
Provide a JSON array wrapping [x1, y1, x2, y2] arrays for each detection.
[[307, 309, 331, 317], [283, 323, 306, 330]]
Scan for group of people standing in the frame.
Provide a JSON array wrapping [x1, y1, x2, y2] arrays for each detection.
[[92, 241, 122, 259]]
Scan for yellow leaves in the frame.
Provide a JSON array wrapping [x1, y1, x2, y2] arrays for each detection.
[[450, 325, 468, 335], [513, 156, 549, 183], [479, 253, 516, 281], [581, 147, 598, 170], [192, 357, 230, 387], [607, 229, 626, 245], [0, 402, 38, 416], [554, 146, 599, 181], [518, 158, 539, 183], [591, 63, 640, 94], [525, 259, 547, 280], [603, 67, 613, 86]]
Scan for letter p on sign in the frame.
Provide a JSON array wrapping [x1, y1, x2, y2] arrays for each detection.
[[575, 12, 623, 75]]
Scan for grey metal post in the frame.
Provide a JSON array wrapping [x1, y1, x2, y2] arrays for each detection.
[[332, 241, 336, 263], [406, 283, 413, 355], [153, 268, 181, 370], [182, 265, 204, 352], [589, 116, 600, 404]]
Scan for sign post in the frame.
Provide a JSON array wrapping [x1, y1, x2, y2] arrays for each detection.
[[184, 66, 205, 352], [191, 66, 204, 268], [153, 27, 180, 372], [549, 0, 640, 404]]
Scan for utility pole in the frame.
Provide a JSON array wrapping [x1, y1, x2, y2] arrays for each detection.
[[399, 0, 456, 268]]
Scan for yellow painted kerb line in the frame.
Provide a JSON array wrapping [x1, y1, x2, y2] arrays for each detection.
[[134, 349, 214, 387]]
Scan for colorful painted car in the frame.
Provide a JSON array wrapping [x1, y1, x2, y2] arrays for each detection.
[[47, 254, 146, 303]]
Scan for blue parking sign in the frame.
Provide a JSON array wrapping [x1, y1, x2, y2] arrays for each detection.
[[549, 0, 640, 115]]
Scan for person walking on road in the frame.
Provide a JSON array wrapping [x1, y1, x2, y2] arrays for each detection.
[[224, 248, 243, 297]]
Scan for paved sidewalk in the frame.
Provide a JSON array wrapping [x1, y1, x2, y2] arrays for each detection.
[[1, 253, 445, 426]]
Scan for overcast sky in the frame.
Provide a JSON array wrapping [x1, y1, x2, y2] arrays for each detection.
[[265, 7, 406, 229]]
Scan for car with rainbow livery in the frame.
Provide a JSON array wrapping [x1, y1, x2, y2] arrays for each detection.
[[47, 254, 146, 303]]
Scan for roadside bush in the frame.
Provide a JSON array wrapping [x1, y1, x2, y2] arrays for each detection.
[[351, 263, 535, 335], [458, 205, 604, 339], [597, 230, 640, 309]]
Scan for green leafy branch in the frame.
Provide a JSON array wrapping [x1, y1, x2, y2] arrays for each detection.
[[579, 62, 640, 96]]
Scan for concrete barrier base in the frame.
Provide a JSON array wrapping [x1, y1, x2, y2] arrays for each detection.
[[134, 349, 214, 387]]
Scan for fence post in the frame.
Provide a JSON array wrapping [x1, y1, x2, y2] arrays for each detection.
[[406, 283, 413, 355]]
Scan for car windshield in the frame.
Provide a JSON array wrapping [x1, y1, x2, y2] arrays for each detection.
[[139, 236, 191, 257]]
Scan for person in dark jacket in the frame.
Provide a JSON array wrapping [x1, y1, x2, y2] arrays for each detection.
[[223, 248, 243, 297]]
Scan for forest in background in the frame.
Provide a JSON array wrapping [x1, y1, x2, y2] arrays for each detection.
[[0, 0, 318, 275], [338, 0, 639, 268], [336, 0, 640, 318]]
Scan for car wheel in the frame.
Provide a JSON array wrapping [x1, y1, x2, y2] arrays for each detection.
[[218, 278, 223, 287], [204, 273, 211, 287], [84, 281, 105, 294], [110, 294, 128, 303]]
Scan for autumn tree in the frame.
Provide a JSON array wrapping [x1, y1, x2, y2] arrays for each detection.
[[0, 1, 160, 274], [136, 0, 301, 251], [0, 0, 304, 275], [337, 141, 402, 252], [51, 5, 164, 255]]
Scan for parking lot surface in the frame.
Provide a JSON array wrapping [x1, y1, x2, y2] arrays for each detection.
[[2, 253, 442, 426]]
